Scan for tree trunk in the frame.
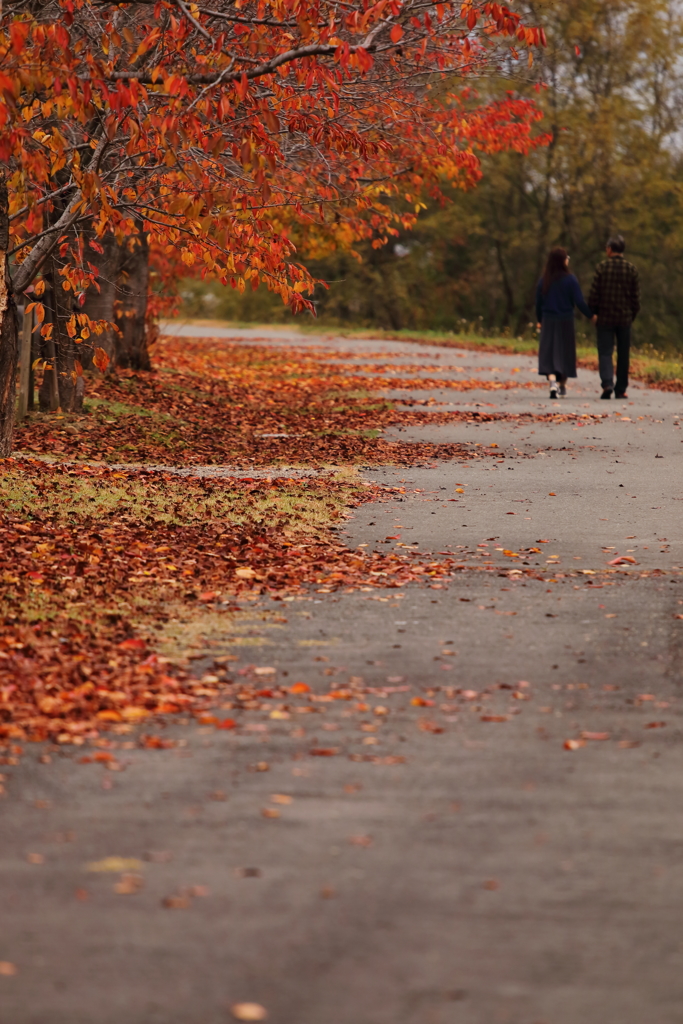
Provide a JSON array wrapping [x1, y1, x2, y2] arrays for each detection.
[[80, 226, 120, 368], [16, 306, 33, 422], [37, 282, 60, 412], [79, 224, 151, 372], [0, 173, 18, 456], [494, 237, 516, 329], [38, 258, 84, 413], [53, 259, 84, 412], [115, 224, 151, 370]]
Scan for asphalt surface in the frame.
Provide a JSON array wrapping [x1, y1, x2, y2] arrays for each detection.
[[2, 326, 682, 1024]]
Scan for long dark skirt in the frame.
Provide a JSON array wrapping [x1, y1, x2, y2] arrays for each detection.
[[538, 317, 577, 378]]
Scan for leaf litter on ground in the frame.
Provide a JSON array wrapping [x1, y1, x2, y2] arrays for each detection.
[[0, 337, 515, 749], [16, 338, 493, 467], [1, 337, 617, 756]]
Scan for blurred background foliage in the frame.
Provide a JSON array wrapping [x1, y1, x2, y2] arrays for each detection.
[[179, 0, 683, 353]]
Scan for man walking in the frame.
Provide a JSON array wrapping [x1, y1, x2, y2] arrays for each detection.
[[588, 236, 640, 399]]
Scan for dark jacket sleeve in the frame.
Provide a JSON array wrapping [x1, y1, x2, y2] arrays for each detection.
[[570, 276, 593, 319], [588, 266, 601, 313], [631, 265, 641, 320], [535, 279, 543, 323]]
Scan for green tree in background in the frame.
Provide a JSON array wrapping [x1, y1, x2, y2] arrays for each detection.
[[183, 0, 683, 351]]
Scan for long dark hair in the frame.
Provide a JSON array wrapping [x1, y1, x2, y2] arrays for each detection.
[[542, 247, 569, 293]]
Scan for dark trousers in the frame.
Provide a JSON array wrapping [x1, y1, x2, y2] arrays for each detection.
[[597, 324, 631, 394]]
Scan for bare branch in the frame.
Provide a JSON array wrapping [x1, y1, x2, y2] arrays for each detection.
[[175, 0, 214, 43], [111, 42, 349, 86]]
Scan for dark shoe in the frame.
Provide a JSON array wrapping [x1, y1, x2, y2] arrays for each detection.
[[601, 388, 612, 399], [549, 383, 558, 399], [559, 382, 567, 397], [615, 392, 628, 399]]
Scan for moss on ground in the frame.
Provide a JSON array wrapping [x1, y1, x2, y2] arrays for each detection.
[[0, 463, 357, 531]]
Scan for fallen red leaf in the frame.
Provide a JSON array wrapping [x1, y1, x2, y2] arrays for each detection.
[[231, 1004, 268, 1022], [163, 894, 191, 909], [117, 638, 147, 651], [139, 735, 176, 749], [418, 719, 444, 733], [96, 710, 122, 722]]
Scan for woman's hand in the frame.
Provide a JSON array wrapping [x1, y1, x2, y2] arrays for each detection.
[[536, 322, 542, 331]]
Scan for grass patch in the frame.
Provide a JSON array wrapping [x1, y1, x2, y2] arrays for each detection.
[[632, 355, 683, 385], [0, 462, 358, 532], [83, 397, 168, 419], [152, 606, 286, 663]]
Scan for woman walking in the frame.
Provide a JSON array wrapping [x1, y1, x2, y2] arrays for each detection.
[[536, 247, 594, 399]]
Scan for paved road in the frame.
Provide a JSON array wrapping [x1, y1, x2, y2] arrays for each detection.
[[2, 327, 682, 1024]]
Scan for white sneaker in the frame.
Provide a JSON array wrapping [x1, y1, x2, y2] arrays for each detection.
[[549, 383, 558, 399]]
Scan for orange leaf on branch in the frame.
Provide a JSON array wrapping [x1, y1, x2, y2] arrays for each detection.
[[92, 347, 110, 373]]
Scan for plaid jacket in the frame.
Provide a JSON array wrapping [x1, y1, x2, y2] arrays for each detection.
[[588, 254, 640, 326]]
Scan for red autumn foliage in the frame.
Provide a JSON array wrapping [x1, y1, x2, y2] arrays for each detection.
[[3, 0, 548, 313]]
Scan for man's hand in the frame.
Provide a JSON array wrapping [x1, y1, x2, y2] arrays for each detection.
[[536, 322, 541, 331], [592, 314, 598, 324]]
